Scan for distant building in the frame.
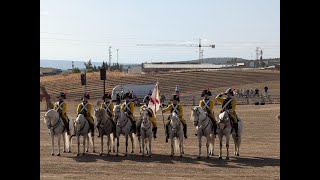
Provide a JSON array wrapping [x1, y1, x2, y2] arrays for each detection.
[[127, 65, 142, 74], [40, 67, 62, 76]]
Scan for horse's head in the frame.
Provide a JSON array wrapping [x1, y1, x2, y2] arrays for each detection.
[[141, 107, 151, 127], [218, 111, 230, 129], [94, 108, 108, 126], [113, 105, 121, 121], [44, 109, 59, 129], [75, 114, 85, 132], [170, 112, 181, 132], [190, 106, 206, 126]]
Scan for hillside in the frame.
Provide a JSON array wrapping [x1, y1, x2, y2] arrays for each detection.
[[40, 69, 280, 103]]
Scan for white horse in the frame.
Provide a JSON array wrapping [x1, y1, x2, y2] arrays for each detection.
[[139, 107, 153, 157], [190, 106, 215, 159], [168, 112, 184, 157], [94, 108, 115, 156], [217, 111, 243, 159], [44, 109, 72, 156], [113, 105, 137, 156], [74, 114, 95, 156]]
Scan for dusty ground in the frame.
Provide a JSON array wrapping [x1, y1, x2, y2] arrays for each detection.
[[40, 102, 280, 179]]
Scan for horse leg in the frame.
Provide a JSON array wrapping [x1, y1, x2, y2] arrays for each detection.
[[77, 135, 80, 156], [113, 134, 116, 153], [197, 135, 201, 159], [57, 134, 61, 156], [116, 135, 119, 156], [219, 135, 223, 159], [130, 133, 134, 153], [125, 134, 128, 156], [233, 134, 237, 156], [83, 135, 86, 155], [170, 137, 174, 157], [85, 135, 89, 152], [100, 134, 103, 156], [148, 135, 152, 157], [206, 135, 210, 159], [51, 133, 54, 156], [92, 133, 95, 153], [142, 134, 145, 156], [139, 133, 142, 153], [63, 133, 66, 153], [226, 134, 230, 160], [179, 137, 183, 158], [237, 135, 241, 156]]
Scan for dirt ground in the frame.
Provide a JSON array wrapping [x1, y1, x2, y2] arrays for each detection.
[[40, 102, 280, 179]]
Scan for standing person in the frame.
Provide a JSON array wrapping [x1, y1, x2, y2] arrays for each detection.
[[162, 94, 187, 142], [255, 88, 260, 97], [264, 85, 269, 96], [77, 92, 95, 136], [198, 89, 218, 135], [53, 92, 70, 135], [215, 88, 239, 137]]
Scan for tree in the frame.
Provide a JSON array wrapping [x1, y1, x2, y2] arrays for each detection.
[[84, 59, 93, 71]]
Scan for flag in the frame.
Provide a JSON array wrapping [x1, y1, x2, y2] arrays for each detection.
[[149, 82, 160, 117]]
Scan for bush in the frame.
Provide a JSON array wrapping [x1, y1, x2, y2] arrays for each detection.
[[72, 68, 81, 73]]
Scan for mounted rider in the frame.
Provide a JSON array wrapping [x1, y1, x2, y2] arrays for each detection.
[[53, 92, 70, 135], [198, 89, 218, 136], [215, 88, 239, 137], [77, 92, 95, 136], [137, 94, 158, 138], [162, 94, 188, 142], [120, 92, 136, 133], [98, 92, 115, 137]]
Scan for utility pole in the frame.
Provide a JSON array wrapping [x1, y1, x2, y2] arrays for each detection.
[[256, 47, 260, 60], [198, 38, 202, 64], [116, 49, 119, 64], [72, 61, 74, 69], [108, 46, 112, 71]]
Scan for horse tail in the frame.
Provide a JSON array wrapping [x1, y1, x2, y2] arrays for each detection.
[[88, 133, 93, 146], [174, 137, 180, 153], [209, 133, 215, 152], [132, 133, 138, 149], [64, 132, 70, 150]]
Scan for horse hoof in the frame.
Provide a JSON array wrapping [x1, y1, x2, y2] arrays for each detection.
[[219, 156, 222, 159], [82, 153, 85, 156], [63, 150, 66, 153], [131, 151, 134, 154], [99, 152, 103, 156], [226, 157, 230, 160], [237, 153, 239, 156], [125, 154, 128, 157], [139, 150, 142, 153], [85, 150, 88, 153], [68, 150, 71, 153], [93, 150, 95, 153], [76, 154, 79, 156], [57, 153, 60, 156], [148, 155, 151, 157], [197, 156, 200, 159], [51, 153, 54, 156]]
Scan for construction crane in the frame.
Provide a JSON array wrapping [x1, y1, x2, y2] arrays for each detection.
[[136, 38, 215, 64]]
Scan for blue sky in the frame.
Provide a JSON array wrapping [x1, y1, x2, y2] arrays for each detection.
[[40, 0, 280, 64]]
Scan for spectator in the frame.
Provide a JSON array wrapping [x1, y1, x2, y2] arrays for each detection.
[[255, 88, 260, 97], [264, 85, 269, 96]]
